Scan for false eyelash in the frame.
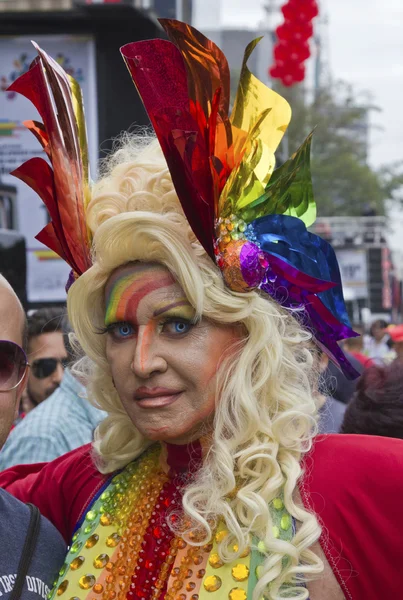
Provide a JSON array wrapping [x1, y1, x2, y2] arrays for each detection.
[[95, 321, 132, 336], [159, 316, 200, 328]]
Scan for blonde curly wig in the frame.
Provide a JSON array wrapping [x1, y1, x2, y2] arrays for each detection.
[[68, 134, 323, 600]]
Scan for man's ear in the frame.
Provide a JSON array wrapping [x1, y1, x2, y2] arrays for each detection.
[[16, 368, 29, 404], [14, 369, 29, 419]]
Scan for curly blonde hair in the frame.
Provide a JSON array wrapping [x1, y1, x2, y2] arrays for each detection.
[[68, 135, 323, 600]]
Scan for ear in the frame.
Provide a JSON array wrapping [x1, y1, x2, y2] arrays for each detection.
[[16, 368, 29, 403]]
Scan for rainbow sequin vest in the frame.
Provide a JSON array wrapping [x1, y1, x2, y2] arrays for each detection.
[[50, 444, 294, 600]]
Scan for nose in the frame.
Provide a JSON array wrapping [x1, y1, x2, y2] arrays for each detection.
[[52, 361, 64, 385], [131, 324, 167, 378]]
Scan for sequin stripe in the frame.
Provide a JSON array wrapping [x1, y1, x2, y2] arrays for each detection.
[[164, 538, 210, 600], [248, 497, 297, 599], [106, 476, 167, 600], [127, 476, 181, 600]]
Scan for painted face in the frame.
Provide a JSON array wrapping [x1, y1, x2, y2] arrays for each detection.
[[104, 263, 240, 444]]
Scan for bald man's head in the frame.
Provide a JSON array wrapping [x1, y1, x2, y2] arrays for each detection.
[[0, 275, 26, 349], [0, 275, 28, 448]]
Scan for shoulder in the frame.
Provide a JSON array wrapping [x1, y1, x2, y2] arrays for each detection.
[[303, 432, 403, 480], [0, 398, 80, 467], [0, 489, 66, 590], [12, 389, 71, 431], [0, 444, 108, 542], [300, 434, 403, 598]]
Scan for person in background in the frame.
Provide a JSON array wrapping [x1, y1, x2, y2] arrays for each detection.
[[0, 275, 66, 597], [341, 362, 403, 439], [23, 306, 68, 413], [343, 334, 375, 368], [387, 324, 403, 362], [364, 318, 395, 364], [0, 317, 106, 468]]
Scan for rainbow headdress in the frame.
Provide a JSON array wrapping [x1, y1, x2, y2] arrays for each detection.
[[10, 20, 358, 378]]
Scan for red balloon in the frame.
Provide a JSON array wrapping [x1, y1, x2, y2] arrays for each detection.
[[288, 40, 311, 61], [292, 20, 313, 41], [281, 2, 299, 21], [274, 40, 310, 64], [276, 22, 295, 42], [281, 0, 318, 22], [281, 73, 295, 87], [269, 64, 283, 79], [273, 41, 289, 62], [290, 63, 305, 82]]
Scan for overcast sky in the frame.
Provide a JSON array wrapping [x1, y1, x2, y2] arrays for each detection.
[[204, 0, 403, 169]]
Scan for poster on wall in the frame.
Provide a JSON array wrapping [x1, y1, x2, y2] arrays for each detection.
[[0, 35, 98, 303], [336, 248, 368, 299]]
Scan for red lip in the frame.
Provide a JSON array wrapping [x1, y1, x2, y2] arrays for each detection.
[[134, 387, 184, 409], [134, 386, 183, 399]]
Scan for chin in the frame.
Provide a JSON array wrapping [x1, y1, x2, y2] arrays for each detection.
[[142, 425, 196, 444]]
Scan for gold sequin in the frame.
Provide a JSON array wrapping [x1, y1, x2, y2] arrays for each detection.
[[203, 575, 222, 592], [93, 553, 109, 569], [215, 530, 228, 543], [93, 584, 104, 594], [229, 589, 247, 600], [100, 514, 112, 526], [272, 498, 284, 510], [231, 564, 249, 582], [232, 544, 250, 558], [280, 514, 291, 531], [208, 553, 224, 569], [186, 582, 196, 592], [106, 533, 121, 548], [85, 534, 99, 549], [78, 575, 96, 590], [56, 580, 68, 596], [70, 556, 85, 571]]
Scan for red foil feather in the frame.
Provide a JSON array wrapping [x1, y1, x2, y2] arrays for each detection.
[[8, 44, 92, 276]]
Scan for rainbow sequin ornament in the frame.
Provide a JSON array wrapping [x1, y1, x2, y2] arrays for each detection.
[[48, 444, 294, 600], [122, 19, 359, 379]]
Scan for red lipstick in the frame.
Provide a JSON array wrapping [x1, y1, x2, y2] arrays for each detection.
[[134, 387, 183, 408]]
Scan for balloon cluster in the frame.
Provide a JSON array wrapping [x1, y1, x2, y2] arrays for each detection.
[[269, 0, 319, 87]]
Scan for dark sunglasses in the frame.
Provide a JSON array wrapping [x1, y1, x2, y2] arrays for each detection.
[[0, 340, 29, 392], [31, 357, 68, 379]]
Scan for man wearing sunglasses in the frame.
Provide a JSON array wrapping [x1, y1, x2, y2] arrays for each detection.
[[0, 275, 66, 595], [0, 310, 106, 469], [22, 307, 68, 414]]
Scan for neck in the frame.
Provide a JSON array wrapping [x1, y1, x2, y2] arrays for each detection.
[[159, 436, 211, 475]]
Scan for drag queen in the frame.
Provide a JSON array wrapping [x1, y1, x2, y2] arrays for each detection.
[[1, 20, 402, 600]]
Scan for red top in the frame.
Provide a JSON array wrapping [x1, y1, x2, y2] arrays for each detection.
[[0, 434, 402, 598]]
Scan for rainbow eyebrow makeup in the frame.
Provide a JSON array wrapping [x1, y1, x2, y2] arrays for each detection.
[[105, 267, 195, 326], [105, 266, 176, 326]]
